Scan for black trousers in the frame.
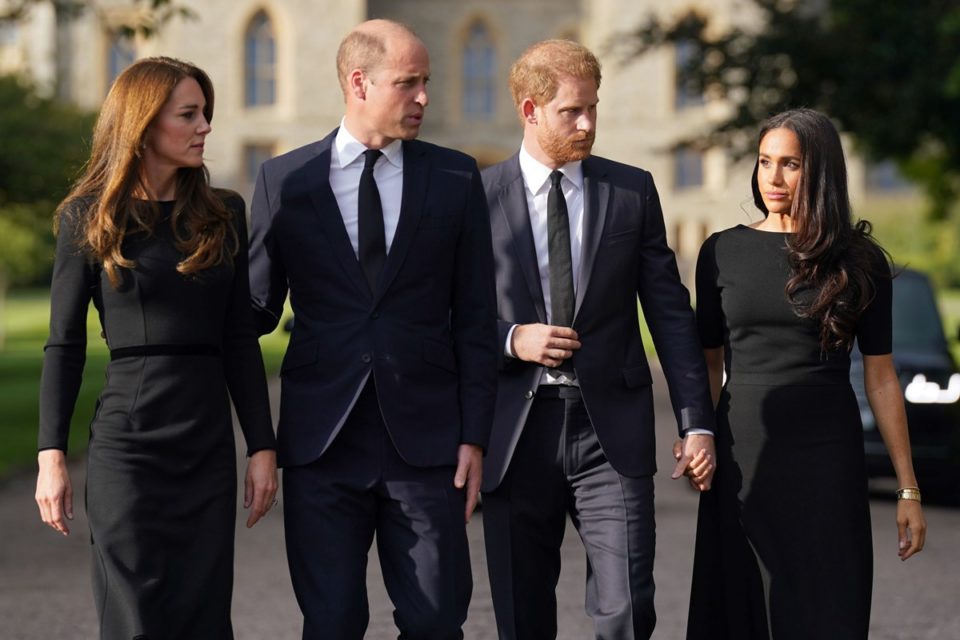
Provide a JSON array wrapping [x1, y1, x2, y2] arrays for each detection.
[[283, 382, 472, 640], [482, 390, 656, 640]]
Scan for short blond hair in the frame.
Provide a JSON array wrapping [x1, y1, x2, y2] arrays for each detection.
[[509, 39, 601, 111], [336, 19, 419, 95]]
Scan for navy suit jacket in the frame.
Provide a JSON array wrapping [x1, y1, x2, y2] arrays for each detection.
[[481, 153, 715, 491], [249, 129, 498, 468]]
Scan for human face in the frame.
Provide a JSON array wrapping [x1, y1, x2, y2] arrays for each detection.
[[527, 75, 597, 168], [359, 34, 430, 147], [143, 77, 211, 173], [757, 127, 802, 216]]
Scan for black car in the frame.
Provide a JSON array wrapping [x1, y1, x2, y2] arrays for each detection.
[[851, 268, 960, 492]]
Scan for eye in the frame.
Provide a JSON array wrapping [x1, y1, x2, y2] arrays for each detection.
[[787, 161, 801, 170], [759, 158, 770, 167]]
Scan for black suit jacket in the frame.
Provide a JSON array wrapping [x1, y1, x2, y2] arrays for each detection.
[[249, 129, 498, 468], [481, 153, 715, 491]]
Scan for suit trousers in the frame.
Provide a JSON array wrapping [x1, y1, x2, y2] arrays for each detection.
[[282, 381, 472, 640], [482, 391, 656, 640]]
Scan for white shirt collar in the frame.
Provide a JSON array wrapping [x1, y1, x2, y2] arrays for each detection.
[[518, 144, 584, 195], [335, 119, 404, 169]]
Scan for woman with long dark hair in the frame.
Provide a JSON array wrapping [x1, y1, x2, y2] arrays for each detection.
[[34, 57, 277, 638], [686, 108, 926, 639]]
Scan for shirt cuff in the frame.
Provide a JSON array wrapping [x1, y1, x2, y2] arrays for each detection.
[[683, 428, 714, 437], [504, 324, 518, 358]]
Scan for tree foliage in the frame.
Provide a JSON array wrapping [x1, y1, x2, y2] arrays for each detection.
[[0, 75, 95, 286], [0, 0, 194, 38], [611, 0, 960, 219]]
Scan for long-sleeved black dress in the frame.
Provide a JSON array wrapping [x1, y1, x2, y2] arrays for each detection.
[[687, 225, 891, 640], [38, 194, 276, 639]]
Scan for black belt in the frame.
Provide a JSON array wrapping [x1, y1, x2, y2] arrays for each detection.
[[536, 384, 582, 399], [110, 344, 221, 360]]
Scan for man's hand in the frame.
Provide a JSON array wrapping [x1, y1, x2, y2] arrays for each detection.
[[511, 323, 581, 367], [454, 444, 483, 523], [671, 434, 716, 491]]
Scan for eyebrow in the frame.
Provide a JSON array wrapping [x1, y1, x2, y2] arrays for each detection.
[[759, 152, 800, 160]]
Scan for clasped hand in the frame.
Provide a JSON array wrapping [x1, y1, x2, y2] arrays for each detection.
[[511, 323, 581, 367]]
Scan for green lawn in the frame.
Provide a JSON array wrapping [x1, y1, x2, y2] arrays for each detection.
[[0, 289, 290, 480], [4, 286, 957, 480]]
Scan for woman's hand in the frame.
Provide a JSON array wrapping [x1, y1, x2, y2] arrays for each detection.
[[36, 449, 73, 535], [896, 498, 926, 561], [244, 449, 278, 528]]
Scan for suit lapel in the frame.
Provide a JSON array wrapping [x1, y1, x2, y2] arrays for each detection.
[[575, 158, 611, 319], [305, 131, 371, 300], [376, 139, 428, 303], [498, 157, 547, 323]]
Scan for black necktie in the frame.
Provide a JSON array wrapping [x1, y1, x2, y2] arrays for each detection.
[[358, 149, 385, 293], [547, 170, 575, 377]]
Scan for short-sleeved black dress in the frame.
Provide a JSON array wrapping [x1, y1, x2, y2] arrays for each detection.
[[38, 195, 276, 639], [687, 225, 891, 640]]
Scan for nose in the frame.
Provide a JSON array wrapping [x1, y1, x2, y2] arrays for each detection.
[[416, 85, 429, 108], [198, 116, 212, 135], [577, 112, 595, 134], [768, 165, 784, 185]]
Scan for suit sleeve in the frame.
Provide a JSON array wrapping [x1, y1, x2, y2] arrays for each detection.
[[451, 165, 499, 449], [248, 162, 288, 335], [222, 196, 277, 455], [634, 172, 715, 436], [38, 204, 96, 452]]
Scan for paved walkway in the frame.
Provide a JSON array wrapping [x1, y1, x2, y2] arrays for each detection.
[[2, 369, 958, 638]]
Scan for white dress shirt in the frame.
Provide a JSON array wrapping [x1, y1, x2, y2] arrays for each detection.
[[330, 120, 404, 257], [505, 145, 584, 386]]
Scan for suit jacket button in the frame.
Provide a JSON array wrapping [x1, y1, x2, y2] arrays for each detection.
[[524, 390, 534, 399], [361, 353, 372, 364]]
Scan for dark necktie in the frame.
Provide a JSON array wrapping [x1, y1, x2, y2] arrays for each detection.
[[547, 170, 575, 377], [358, 149, 385, 293]]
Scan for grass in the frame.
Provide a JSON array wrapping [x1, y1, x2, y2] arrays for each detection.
[[0, 288, 290, 480], [4, 285, 957, 479]]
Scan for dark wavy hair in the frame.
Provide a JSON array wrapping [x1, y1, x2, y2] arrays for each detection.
[[751, 108, 886, 352]]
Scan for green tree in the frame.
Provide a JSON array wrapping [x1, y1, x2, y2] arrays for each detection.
[[1, 0, 194, 38], [0, 75, 95, 346], [611, 0, 960, 219]]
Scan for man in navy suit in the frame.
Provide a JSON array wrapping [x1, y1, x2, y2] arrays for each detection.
[[248, 19, 497, 640], [480, 39, 717, 639]]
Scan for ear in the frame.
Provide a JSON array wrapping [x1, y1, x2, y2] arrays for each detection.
[[349, 69, 366, 101], [521, 98, 538, 125]]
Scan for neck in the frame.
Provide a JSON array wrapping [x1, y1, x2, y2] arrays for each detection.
[[137, 164, 177, 201], [521, 131, 564, 170], [342, 114, 395, 150], [757, 213, 794, 232]]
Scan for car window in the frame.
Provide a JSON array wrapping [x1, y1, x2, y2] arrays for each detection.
[[892, 273, 948, 351]]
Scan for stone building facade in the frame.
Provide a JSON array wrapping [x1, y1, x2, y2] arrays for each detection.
[[1, 0, 914, 268]]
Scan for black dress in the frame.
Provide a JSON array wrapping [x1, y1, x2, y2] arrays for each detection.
[[38, 195, 276, 639], [687, 225, 891, 640]]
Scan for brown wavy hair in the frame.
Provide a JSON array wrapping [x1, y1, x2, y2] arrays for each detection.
[[751, 108, 887, 352], [56, 56, 236, 287]]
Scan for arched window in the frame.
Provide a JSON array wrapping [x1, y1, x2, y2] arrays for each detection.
[[107, 32, 136, 89], [462, 21, 495, 119], [244, 11, 276, 107]]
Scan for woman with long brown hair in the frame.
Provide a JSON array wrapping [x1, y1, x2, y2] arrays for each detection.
[[685, 108, 926, 639], [34, 57, 277, 638]]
